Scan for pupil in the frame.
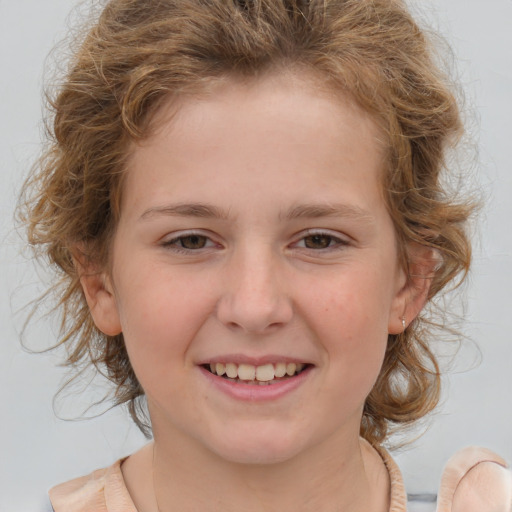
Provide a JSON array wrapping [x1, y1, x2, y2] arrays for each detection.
[[305, 235, 331, 249], [181, 235, 206, 249]]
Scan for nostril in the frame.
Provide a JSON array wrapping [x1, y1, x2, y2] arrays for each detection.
[[214, 270, 293, 333], [222, 319, 284, 334]]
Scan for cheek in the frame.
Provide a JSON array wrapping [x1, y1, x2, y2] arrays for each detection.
[[306, 267, 394, 338], [314, 295, 389, 412], [303, 267, 392, 380], [113, 267, 216, 366]]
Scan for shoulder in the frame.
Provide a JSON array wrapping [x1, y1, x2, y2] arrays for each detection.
[[49, 459, 137, 512], [49, 466, 110, 512], [438, 447, 512, 512]]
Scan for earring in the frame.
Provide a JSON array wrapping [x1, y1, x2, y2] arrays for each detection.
[[402, 316, 406, 331]]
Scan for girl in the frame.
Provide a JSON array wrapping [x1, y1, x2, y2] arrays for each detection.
[[20, 0, 511, 510]]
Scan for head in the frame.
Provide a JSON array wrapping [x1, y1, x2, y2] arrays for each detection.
[[23, 0, 473, 446]]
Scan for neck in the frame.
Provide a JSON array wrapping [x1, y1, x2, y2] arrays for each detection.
[[147, 428, 389, 512]]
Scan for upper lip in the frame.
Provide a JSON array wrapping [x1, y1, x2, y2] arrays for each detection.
[[196, 354, 313, 366]]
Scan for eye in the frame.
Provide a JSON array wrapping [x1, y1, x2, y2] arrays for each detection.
[[302, 234, 338, 249], [294, 231, 348, 250], [161, 232, 217, 252], [176, 234, 209, 249]]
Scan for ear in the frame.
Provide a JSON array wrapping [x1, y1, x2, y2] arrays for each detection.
[[75, 257, 122, 337], [388, 244, 440, 334]]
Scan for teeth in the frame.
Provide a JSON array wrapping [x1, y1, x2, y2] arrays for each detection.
[[286, 363, 297, 376], [275, 362, 287, 378], [255, 363, 275, 382], [237, 364, 256, 381], [225, 363, 238, 379], [208, 361, 307, 382]]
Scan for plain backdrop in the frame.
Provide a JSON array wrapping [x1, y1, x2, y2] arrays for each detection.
[[1, 1, 511, 510]]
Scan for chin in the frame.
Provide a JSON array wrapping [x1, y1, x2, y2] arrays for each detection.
[[206, 424, 308, 466], [215, 444, 301, 466]]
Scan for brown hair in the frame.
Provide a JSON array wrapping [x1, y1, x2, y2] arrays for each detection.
[[20, 0, 474, 445]]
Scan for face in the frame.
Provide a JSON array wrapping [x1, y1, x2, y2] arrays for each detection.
[[87, 73, 414, 465]]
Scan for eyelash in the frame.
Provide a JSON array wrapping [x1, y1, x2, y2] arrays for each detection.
[[291, 230, 350, 252], [161, 229, 350, 255], [161, 232, 218, 253]]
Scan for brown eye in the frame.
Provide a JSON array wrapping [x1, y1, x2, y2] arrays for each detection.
[[178, 235, 208, 249], [303, 234, 334, 249]]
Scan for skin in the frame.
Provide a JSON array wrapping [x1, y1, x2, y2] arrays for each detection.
[[81, 72, 431, 512]]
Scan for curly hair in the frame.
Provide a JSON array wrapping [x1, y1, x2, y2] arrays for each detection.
[[20, 0, 474, 445]]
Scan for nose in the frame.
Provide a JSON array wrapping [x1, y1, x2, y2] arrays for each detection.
[[215, 246, 293, 334]]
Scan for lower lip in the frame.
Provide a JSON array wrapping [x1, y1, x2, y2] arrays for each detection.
[[199, 366, 313, 402]]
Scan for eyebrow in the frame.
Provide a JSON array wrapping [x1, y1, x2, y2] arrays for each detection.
[[282, 203, 375, 223], [139, 202, 374, 223], [140, 203, 231, 221]]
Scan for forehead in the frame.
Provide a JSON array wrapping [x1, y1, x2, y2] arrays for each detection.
[[121, 72, 388, 219], [146, 69, 384, 144]]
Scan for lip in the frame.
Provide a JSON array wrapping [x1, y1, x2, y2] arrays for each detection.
[[196, 354, 311, 366], [198, 364, 313, 402]]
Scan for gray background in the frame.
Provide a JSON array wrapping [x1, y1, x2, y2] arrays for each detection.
[[1, 1, 511, 510]]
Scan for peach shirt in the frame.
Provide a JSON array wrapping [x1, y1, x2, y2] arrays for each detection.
[[49, 443, 511, 512]]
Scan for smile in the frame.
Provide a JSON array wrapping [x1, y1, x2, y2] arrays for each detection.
[[204, 362, 308, 385]]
